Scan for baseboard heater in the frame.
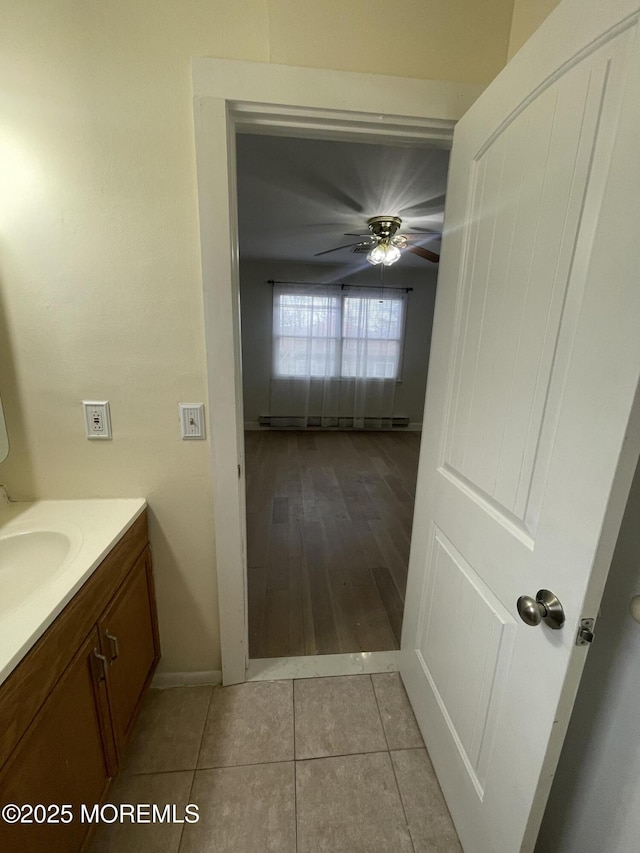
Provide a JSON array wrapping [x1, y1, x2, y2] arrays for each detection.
[[258, 415, 411, 429]]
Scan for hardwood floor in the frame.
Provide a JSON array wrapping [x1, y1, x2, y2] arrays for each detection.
[[245, 430, 421, 659]]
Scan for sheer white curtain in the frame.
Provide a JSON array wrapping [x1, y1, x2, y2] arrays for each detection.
[[270, 282, 405, 428]]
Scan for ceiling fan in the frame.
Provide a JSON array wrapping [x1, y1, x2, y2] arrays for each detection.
[[314, 215, 440, 265]]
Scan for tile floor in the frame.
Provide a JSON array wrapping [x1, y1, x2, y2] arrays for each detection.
[[90, 673, 461, 853]]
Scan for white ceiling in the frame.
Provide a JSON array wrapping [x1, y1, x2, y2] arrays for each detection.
[[235, 133, 450, 272]]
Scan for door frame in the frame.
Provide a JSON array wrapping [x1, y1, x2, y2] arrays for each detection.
[[191, 58, 483, 684]]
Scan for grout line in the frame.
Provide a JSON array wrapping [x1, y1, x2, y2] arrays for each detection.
[[124, 767, 203, 779], [188, 746, 414, 770], [388, 749, 416, 853], [292, 671, 382, 683], [370, 674, 416, 853], [193, 747, 392, 772], [174, 768, 196, 853], [295, 747, 391, 764], [370, 673, 391, 752], [177, 685, 215, 852], [293, 680, 298, 852]]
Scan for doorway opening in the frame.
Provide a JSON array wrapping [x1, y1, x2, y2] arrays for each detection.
[[191, 58, 472, 683], [235, 133, 450, 666]]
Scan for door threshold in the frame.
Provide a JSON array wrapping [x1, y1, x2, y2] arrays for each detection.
[[246, 650, 400, 681]]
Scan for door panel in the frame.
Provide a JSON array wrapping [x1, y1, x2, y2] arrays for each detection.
[[416, 527, 516, 794], [401, 2, 640, 851], [444, 32, 626, 537]]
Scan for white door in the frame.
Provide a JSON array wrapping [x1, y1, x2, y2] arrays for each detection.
[[401, 1, 640, 850]]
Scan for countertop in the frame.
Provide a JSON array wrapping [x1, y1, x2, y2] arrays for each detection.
[[0, 498, 146, 686]]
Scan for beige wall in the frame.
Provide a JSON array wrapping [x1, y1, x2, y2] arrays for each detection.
[[508, 0, 562, 58], [0, 0, 515, 676]]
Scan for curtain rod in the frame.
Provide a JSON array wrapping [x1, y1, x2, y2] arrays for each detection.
[[267, 279, 413, 293]]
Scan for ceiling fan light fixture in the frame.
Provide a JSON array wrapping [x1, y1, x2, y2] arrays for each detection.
[[366, 243, 385, 265], [366, 240, 401, 266], [384, 244, 401, 265]]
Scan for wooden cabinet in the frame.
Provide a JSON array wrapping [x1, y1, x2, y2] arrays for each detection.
[[99, 547, 158, 757], [0, 630, 111, 853], [0, 511, 159, 853]]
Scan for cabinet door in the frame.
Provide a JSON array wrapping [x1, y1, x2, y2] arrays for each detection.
[[99, 547, 159, 757], [0, 628, 112, 853]]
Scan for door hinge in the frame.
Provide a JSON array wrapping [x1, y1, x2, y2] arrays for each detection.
[[576, 618, 595, 646], [238, 464, 242, 479]]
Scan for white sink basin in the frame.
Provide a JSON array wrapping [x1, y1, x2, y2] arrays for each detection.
[[0, 530, 74, 615], [0, 498, 146, 687]]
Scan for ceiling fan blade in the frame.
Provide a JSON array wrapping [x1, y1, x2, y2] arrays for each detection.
[[314, 242, 363, 257], [407, 245, 440, 263]]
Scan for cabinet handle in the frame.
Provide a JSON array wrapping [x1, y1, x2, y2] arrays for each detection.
[[92, 649, 108, 683], [105, 631, 120, 663]]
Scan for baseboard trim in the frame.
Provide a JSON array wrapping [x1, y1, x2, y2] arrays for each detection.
[[151, 669, 222, 688], [244, 421, 422, 432]]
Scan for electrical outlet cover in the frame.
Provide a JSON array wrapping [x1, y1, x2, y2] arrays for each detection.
[[83, 401, 112, 439]]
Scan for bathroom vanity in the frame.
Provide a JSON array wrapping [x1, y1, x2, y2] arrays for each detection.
[[0, 500, 160, 852]]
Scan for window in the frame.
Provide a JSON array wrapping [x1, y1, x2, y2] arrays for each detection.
[[273, 286, 405, 380], [342, 295, 404, 379], [273, 291, 341, 377]]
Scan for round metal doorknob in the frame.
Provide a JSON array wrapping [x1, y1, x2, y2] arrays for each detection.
[[517, 596, 543, 626], [517, 589, 565, 629]]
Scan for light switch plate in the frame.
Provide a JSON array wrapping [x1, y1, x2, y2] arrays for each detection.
[[179, 403, 205, 439], [83, 401, 112, 439]]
